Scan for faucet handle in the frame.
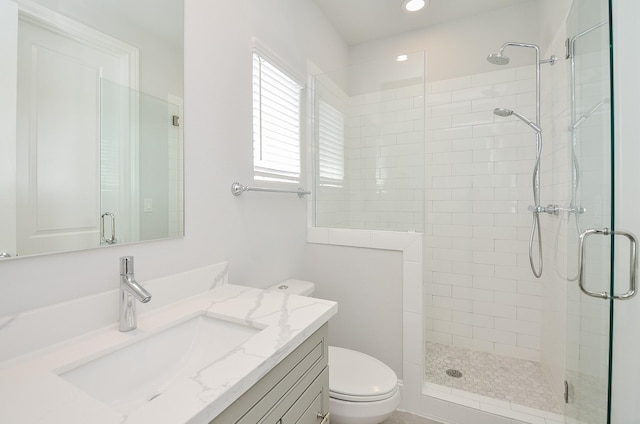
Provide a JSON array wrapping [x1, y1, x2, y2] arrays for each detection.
[[120, 256, 134, 275]]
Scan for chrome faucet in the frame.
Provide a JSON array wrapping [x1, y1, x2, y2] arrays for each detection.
[[119, 256, 151, 332]]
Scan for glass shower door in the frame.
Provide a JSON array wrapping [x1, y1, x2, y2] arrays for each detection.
[[564, 0, 613, 423]]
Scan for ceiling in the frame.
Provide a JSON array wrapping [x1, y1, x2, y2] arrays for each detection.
[[313, 0, 532, 45]]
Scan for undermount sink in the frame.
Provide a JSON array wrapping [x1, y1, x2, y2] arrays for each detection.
[[56, 313, 261, 414]]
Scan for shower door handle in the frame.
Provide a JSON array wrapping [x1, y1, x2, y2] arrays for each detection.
[[578, 228, 638, 300]]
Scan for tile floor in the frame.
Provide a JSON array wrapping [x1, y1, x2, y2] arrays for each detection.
[[424, 342, 561, 414]]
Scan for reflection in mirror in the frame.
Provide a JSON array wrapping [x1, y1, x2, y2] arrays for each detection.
[[0, 0, 184, 258]]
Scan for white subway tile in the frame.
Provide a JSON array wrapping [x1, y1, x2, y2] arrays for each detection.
[[494, 292, 541, 309], [452, 286, 494, 303], [452, 335, 495, 352], [472, 174, 518, 188], [451, 85, 494, 103], [473, 276, 517, 292], [432, 224, 473, 238], [451, 162, 494, 176], [433, 272, 473, 287], [517, 333, 541, 350], [473, 301, 517, 319], [427, 91, 452, 106], [493, 343, 540, 362], [433, 151, 473, 164], [473, 225, 517, 240], [471, 68, 517, 87], [451, 136, 494, 151], [433, 248, 473, 263], [433, 319, 473, 337], [494, 317, 541, 336], [516, 91, 536, 107], [452, 111, 495, 127], [516, 65, 536, 81], [380, 97, 415, 112], [517, 307, 541, 323], [473, 251, 518, 266], [473, 147, 519, 163], [432, 176, 473, 189], [429, 116, 453, 130], [425, 330, 453, 345], [473, 327, 517, 345], [431, 76, 472, 93], [473, 121, 522, 137], [494, 78, 535, 96], [472, 94, 518, 112], [452, 213, 494, 226], [431, 126, 474, 141], [431, 101, 472, 117], [425, 283, 453, 297], [450, 403, 515, 424], [433, 295, 473, 312], [452, 311, 494, 328], [424, 305, 453, 321]]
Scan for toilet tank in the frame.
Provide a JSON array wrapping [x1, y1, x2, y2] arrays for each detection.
[[267, 279, 315, 296]]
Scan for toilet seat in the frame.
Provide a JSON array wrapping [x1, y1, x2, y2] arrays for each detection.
[[328, 346, 398, 402]]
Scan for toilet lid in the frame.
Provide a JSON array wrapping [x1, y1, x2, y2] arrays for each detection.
[[328, 346, 398, 402]]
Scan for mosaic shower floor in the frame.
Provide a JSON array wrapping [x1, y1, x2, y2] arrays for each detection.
[[425, 342, 561, 414]]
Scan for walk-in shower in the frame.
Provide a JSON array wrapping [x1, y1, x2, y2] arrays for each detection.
[[487, 42, 557, 279]]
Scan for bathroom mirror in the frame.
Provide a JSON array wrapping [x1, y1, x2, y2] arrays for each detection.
[[0, 0, 184, 258]]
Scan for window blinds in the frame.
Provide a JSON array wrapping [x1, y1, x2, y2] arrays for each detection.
[[252, 53, 302, 183], [318, 100, 345, 186]]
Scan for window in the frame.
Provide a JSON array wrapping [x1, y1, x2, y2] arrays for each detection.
[[317, 100, 344, 186], [252, 52, 302, 183]]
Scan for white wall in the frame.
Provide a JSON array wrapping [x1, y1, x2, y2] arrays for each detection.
[[0, 0, 347, 316], [303, 243, 404, 377], [349, 1, 540, 82]]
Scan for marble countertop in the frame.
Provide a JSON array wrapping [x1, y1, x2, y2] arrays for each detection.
[[0, 283, 337, 424]]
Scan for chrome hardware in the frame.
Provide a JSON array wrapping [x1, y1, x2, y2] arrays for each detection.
[[101, 212, 117, 245], [119, 256, 152, 332], [564, 380, 569, 404], [172, 115, 180, 126], [0, 252, 11, 258], [578, 228, 638, 300], [231, 181, 311, 197], [317, 411, 330, 424]]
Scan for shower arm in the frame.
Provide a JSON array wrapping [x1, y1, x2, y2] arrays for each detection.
[[498, 42, 557, 128]]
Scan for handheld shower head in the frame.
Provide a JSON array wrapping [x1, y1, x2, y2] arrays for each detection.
[[487, 52, 510, 65], [493, 108, 541, 133], [493, 107, 514, 117]]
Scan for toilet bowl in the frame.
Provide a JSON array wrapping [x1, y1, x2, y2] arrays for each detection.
[[267, 279, 400, 424]]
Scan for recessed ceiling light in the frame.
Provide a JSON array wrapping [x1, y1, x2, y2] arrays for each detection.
[[396, 54, 408, 62], [403, 0, 428, 13]]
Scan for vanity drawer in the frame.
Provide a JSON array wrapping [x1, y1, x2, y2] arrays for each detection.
[[209, 324, 328, 424], [281, 368, 329, 424]]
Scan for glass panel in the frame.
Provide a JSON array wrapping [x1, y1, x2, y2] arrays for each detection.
[[564, 0, 613, 422], [313, 52, 425, 232], [100, 79, 183, 245]]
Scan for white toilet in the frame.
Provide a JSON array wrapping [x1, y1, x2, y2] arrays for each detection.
[[267, 279, 401, 424]]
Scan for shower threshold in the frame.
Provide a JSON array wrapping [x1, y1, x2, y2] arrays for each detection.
[[423, 342, 563, 424]]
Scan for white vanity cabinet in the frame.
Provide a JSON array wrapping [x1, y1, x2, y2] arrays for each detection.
[[210, 324, 330, 424]]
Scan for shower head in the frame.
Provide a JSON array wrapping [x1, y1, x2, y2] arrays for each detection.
[[487, 52, 510, 65], [493, 108, 541, 133], [493, 107, 514, 117]]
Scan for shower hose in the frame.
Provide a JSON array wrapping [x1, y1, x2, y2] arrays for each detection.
[[529, 131, 543, 278]]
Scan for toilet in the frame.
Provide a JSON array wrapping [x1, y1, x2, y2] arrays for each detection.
[[267, 279, 401, 424]]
